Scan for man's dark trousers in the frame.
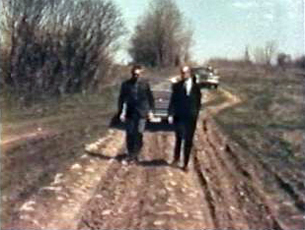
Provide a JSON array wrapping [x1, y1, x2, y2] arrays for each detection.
[[168, 78, 201, 168], [118, 77, 154, 159], [126, 114, 146, 158], [173, 116, 198, 168]]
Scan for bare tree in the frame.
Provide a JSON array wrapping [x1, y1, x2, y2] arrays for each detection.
[[253, 47, 265, 65], [253, 41, 277, 66], [264, 41, 277, 66], [277, 53, 291, 71], [244, 45, 251, 63], [0, 0, 125, 102], [294, 56, 305, 69], [129, 0, 193, 68]]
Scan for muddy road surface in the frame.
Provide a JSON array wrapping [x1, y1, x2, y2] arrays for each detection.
[[2, 81, 305, 230]]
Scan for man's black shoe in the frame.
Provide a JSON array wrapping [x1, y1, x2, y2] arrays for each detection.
[[182, 165, 189, 173], [127, 155, 139, 164]]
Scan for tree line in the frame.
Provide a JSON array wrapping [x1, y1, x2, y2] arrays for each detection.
[[245, 41, 305, 70], [0, 0, 125, 102], [1, 0, 303, 103], [0, 0, 192, 103], [210, 42, 305, 71]]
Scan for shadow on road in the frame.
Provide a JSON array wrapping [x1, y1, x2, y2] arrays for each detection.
[[109, 114, 175, 132], [86, 151, 128, 161], [86, 151, 172, 168], [138, 159, 170, 167]]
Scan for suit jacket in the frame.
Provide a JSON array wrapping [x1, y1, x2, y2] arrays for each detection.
[[118, 77, 154, 118], [168, 77, 201, 121]]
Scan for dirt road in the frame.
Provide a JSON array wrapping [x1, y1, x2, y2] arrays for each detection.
[[2, 86, 305, 230]]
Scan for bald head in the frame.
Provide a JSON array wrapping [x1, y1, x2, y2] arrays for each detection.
[[180, 65, 191, 80]]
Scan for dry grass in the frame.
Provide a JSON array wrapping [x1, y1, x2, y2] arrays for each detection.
[[213, 66, 305, 167], [2, 85, 120, 134]]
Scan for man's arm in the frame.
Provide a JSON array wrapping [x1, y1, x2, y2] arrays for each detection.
[[168, 83, 177, 116], [118, 83, 126, 115], [196, 84, 202, 110], [167, 83, 178, 124], [146, 82, 155, 111]]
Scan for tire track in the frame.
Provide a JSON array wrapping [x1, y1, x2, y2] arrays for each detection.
[[200, 117, 305, 230], [194, 120, 251, 229], [78, 131, 215, 230]]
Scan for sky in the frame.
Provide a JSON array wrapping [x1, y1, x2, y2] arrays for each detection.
[[113, 0, 304, 64]]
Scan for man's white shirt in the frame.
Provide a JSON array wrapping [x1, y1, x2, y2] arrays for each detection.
[[184, 77, 192, 96]]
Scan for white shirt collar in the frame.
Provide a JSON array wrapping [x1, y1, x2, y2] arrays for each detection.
[[184, 77, 192, 95]]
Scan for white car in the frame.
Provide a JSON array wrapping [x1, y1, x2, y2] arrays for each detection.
[[191, 66, 220, 89]]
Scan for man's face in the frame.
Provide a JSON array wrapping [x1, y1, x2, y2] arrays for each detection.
[[181, 66, 191, 80], [133, 68, 143, 78]]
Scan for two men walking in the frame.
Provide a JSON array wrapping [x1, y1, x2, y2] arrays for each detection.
[[118, 65, 201, 171]]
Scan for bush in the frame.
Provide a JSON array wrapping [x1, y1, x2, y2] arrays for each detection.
[[0, 0, 125, 103]]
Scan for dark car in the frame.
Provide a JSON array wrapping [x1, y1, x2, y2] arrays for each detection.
[[150, 81, 172, 123], [191, 66, 220, 89]]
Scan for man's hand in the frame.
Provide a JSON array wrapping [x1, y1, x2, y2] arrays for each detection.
[[148, 111, 154, 121], [119, 113, 126, 122], [168, 116, 174, 124]]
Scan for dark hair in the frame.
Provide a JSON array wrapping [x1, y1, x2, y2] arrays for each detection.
[[131, 65, 143, 74]]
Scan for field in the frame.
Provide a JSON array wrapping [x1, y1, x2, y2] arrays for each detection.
[[215, 66, 305, 165], [211, 65, 305, 216]]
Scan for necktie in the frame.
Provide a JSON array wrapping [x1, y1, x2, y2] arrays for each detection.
[[135, 81, 138, 100]]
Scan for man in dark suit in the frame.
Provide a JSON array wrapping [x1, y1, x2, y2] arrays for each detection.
[[118, 65, 154, 163], [168, 66, 201, 172]]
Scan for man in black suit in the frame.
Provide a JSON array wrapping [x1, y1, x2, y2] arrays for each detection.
[[168, 66, 202, 172], [118, 65, 154, 162]]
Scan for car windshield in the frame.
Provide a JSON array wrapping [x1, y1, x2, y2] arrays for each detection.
[[192, 68, 209, 75], [192, 68, 209, 80], [152, 81, 172, 92]]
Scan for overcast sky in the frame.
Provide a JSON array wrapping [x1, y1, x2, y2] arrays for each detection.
[[114, 0, 304, 63]]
